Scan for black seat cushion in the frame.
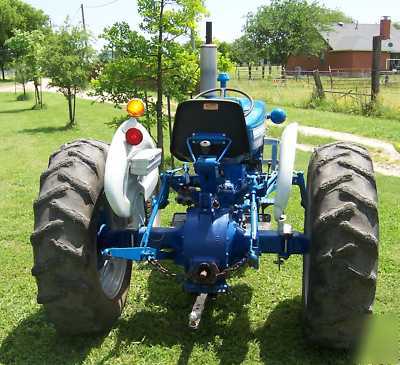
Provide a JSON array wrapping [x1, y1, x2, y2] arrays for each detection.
[[171, 99, 250, 162]]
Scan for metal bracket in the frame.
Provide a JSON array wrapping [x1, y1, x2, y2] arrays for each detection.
[[189, 293, 208, 330], [263, 137, 280, 170], [102, 247, 157, 261]]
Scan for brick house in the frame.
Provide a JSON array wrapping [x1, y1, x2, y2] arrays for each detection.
[[287, 17, 400, 73]]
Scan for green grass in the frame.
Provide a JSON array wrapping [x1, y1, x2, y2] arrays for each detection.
[[231, 79, 400, 146], [0, 92, 399, 365], [281, 105, 400, 146], [230, 78, 400, 131]]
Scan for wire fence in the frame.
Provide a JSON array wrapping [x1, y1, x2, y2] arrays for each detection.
[[231, 66, 400, 111]]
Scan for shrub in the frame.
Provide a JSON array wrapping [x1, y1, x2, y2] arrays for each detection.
[[16, 93, 30, 101]]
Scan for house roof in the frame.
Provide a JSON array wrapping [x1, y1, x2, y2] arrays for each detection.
[[321, 23, 400, 53]]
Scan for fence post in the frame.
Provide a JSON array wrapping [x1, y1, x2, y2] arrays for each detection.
[[313, 70, 325, 99], [262, 65, 265, 79], [281, 65, 286, 81], [329, 66, 333, 90], [371, 35, 382, 102], [248, 65, 252, 80]]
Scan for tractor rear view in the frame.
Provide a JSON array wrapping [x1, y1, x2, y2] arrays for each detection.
[[31, 23, 378, 349]]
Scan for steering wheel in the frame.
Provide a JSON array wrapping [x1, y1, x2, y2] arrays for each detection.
[[193, 88, 255, 117]]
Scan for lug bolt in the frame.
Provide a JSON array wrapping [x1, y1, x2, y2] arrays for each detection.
[[212, 200, 220, 209]]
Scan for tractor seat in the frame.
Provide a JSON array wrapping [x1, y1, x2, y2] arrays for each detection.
[[171, 99, 250, 162]]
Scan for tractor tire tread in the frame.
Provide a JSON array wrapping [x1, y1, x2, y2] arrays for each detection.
[[30, 220, 64, 246], [49, 139, 107, 164], [303, 142, 379, 349], [33, 185, 69, 209], [57, 171, 96, 205], [67, 150, 100, 176], [49, 200, 90, 228], [32, 139, 131, 335], [48, 238, 84, 258]]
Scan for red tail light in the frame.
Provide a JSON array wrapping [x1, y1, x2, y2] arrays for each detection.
[[126, 128, 143, 146]]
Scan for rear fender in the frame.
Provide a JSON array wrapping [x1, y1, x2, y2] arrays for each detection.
[[273, 122, 298, 221], [104, 118, 160, 223]]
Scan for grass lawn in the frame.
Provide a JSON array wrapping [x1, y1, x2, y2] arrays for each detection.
[[231, 79, 400, 146], [0, 92, 399, 365], [230, 74, 400, 110]]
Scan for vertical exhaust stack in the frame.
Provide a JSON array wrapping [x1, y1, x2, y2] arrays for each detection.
[[200, 22, 217, 93]]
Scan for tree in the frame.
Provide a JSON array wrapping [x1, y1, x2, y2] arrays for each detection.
[[0, 0, 48, 80], [245, 0, 351, 67], [0, 0, 19, 80], [92, 22, 158, 131], [6, 30, 45, 106], [214, 40, 235, 73], [42, 24, 94, 127], [230, 35, 259, 66], [137, 0, 207, 168], [93, 22, 200, 134]]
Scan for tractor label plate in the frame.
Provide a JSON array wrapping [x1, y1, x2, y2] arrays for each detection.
[[203, 103, 219, 111]]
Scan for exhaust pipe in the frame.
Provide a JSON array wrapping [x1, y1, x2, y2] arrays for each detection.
[[200, 21, 217, 93]]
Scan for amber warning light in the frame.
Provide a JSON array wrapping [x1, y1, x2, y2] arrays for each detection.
[[127, 99, 145, 118]]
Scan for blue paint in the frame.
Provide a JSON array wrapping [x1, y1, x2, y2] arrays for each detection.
[[217, 72, 230, 88], [99, 78, 310, 294], [269, 108, 287, 124], [103, 247, 158, 261]]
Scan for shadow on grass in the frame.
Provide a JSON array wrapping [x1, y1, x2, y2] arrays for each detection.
[[0, 271, 355, 365], [0, 309, 106, 365], [18, 125, 71, 134], [94, 270, 253, 365], [102, 270, 354, 365], [256, 299, 353, 365], [0, 107, 33, 114]]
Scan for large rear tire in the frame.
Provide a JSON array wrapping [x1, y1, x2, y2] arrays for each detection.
[[302, 142, 379, 349], [31, 139, 132, 334]]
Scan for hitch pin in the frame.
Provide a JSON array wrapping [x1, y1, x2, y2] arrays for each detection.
[[189, 293, 208, 330]]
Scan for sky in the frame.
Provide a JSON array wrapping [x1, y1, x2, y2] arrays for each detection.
[[25, 0, 400, 47]]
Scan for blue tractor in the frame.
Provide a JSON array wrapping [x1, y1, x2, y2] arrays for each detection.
[[31, 24, 379, 349]]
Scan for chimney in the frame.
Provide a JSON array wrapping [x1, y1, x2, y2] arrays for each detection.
[[380, 16, 391, 40]]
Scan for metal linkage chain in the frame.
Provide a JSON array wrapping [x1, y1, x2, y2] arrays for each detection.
[[147, 258, 180, 280], [148, 257, 248, 282], [216, 257, 248, 280]]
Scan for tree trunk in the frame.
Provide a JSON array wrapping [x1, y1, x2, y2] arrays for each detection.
[[1, 64, 5, 81], [167, 95, 175, 169], [34, 81, 40, 107], [40, 81, 43, 108], [72, 90, 77, 125], [156, 0, 165, 170], [22, 83, 26, 98], [67, 88, 73, 127], [144, 90, 153, 138]]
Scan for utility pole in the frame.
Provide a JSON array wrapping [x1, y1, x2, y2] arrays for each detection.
[[80, 4, 86, 32]]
